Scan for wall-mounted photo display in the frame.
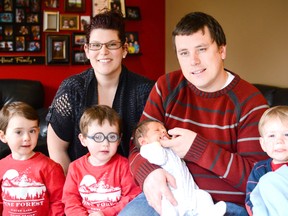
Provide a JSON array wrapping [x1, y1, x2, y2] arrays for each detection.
[[72, 50, 90, 65], [43, 11, 59, 32], [44, 0, 59, 8], [65, 0, 85, 12], [125, 31, 140, 54], [72, 33, 86, 47], [92, 0, 126, 17], [60, 14, 79, 31], [80, 15, 90, 31], [0, 0, 42, 52], [126, 6, 141, 20], [46, 34, 70, 65]]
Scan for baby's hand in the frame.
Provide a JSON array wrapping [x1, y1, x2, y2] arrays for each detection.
[[89, 211, 104, 216]]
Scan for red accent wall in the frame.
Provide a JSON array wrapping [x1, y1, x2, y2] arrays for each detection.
[[0, 0, 165, 107]]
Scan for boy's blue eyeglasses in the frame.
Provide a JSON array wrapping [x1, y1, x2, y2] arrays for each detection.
[[87, 132, 120, 143]]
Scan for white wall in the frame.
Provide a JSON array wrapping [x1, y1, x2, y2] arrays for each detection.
[[166, 0, 288, 87]]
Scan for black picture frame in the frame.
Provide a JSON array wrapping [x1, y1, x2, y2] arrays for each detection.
[[72, 50, 90, 65], [126, 6, 141, 20], [72, 32, 87, 47], [65, 0, 86, 12], [0, 0, 42, 52], [125, 31, 140, 54], [46, 34, 70, 65]]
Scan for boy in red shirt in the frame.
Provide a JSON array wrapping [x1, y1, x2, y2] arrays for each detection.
[[63, 105, 141, 216], [0, 101, 65, 215]]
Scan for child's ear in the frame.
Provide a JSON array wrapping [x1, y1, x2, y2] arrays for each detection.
[[0, 130, 7, 144], [78, 133, 87, 147], [138, 137, 147, 146], [259, 137, 267, 152]]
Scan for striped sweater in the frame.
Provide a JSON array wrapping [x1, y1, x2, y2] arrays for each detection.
[[245, 158, 272, 215], [129, 69, 269, 206]]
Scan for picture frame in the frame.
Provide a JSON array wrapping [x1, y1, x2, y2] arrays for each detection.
[[60, 14, 79, 31], [46, 35, 70, 65], [72, 50, 90, 65], [72, 33, 87, 47], [126, 6, 141, 20], [80, 15, 91, 31], [44, 0, 59, 8], [92, 0, 126, 17], [43, 11, 59, 32], [125, 32, 140, 54], [65, 0, 86, 12], [3, 0, 13, 12], [0, 1, 42, 52]]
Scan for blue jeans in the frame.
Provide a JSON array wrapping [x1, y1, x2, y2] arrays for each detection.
[[118, 192, 158, 216], [119, 192, 248, 216], [224, 202, 248, 216]]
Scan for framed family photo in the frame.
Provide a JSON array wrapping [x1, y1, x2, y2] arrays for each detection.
[[92, 0, 126, 17], [60, 14, 79, 31], [126, 6, 141, 20], [46, 35, 70, 65], [126, 32, 140, 54], [65, 0, 86, 12], [0, 0, 42, 52]]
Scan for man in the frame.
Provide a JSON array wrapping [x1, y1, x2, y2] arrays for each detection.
[[120, 12, 269, 216]]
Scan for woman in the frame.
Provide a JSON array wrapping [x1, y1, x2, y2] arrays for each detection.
[[46, 10, 154, 174]]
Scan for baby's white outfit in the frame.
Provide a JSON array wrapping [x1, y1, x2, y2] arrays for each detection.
[[140, 141, 226, 216]]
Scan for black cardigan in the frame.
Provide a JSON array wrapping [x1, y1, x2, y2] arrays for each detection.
[[46, 66, 155, 160]]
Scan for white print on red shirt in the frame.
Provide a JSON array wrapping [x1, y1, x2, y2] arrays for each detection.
[[79, 172, 121, 211], [2, 168, 46, 215]]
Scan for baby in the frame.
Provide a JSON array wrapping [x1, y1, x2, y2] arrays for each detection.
[[134, 119, 226, 216]]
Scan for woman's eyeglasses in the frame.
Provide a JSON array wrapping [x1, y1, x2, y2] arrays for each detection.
[[87, 41, 123, 51]]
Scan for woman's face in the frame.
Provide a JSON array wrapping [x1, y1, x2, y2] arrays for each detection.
[[84, 29, 127, 78]]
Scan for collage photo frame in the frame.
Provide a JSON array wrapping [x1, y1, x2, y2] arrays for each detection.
[[0, 0, 42, 52]]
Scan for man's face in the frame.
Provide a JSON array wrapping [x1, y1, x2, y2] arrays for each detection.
[[175, 26, 227, 92]]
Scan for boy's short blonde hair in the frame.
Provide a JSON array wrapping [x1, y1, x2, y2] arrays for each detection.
[[79, 105, 122, 136], [258, 106, 288, 136]]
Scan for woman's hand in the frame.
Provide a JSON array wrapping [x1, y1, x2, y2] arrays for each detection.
[[143, 168, 177, 214]]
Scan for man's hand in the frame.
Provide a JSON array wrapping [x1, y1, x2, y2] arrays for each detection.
[[160, 127, 196, 158], [143, 168, 177, 214]]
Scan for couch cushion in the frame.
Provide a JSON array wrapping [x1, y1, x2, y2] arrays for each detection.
[[0, 79, 44, 109], [253, 84, 275, 107], [254, 84, 288, 107]]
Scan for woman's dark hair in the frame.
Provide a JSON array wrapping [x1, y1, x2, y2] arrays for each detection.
[[86, 10, 126, 44], [172, 12, 226, 49]]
